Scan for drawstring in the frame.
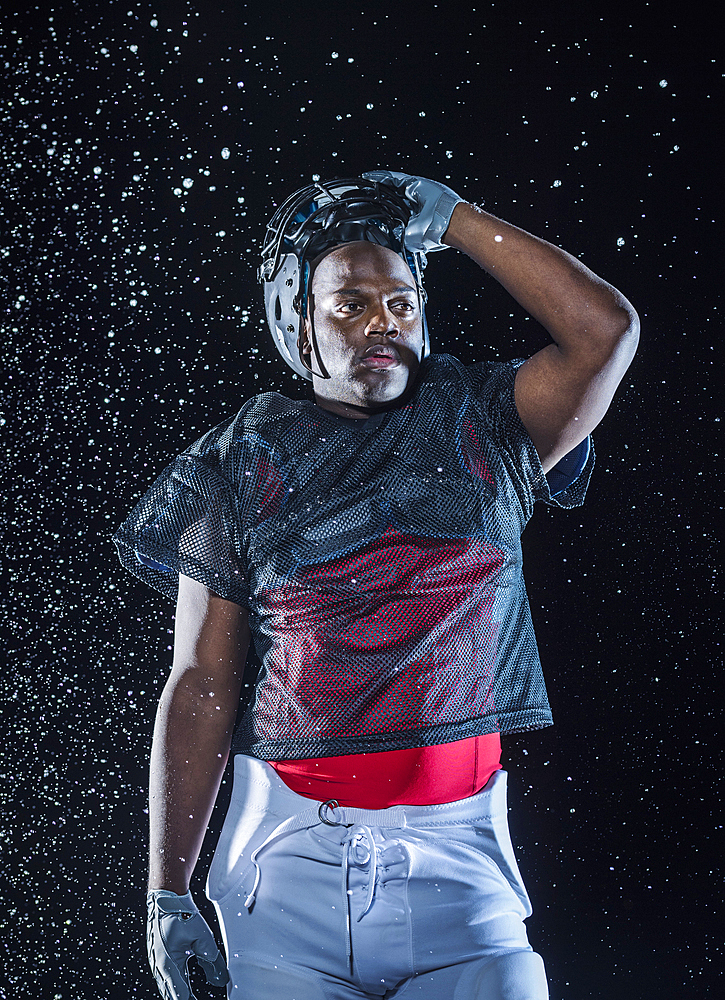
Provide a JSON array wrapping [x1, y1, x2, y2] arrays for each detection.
[[243, 805, 323, 908], [341, 826, 378, 967], [244, 799, 353, 908], [243, 797, 407, 970], [345, 827, 378, 920]]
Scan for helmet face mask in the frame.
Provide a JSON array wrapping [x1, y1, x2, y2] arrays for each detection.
[[258, 177, 430, 381]]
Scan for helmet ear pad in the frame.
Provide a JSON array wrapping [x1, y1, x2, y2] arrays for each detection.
[[262, 253, 312, 378], [295, 247, 348, 379]]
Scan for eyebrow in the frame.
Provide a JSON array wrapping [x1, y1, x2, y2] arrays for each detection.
[[331, 285, 417, 296]]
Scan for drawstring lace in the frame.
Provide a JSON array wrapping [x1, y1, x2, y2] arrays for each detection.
[[243, 805, 323, 908], [243, 799, 407, 969], [341, 825, 378, 966]]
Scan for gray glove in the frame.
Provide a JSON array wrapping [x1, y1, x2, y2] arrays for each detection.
[[363, 170, 465, 252], [147, 889, 230, 1000]]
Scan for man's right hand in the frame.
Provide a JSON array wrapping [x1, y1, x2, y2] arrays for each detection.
[[362, 170, 465, 252], [147, 889, 230, 1000]]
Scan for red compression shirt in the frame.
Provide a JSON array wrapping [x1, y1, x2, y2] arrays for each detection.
[[268, 733, 502, 809]]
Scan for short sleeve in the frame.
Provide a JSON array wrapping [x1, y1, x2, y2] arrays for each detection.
[[461, 358, 595, 515], [112, 453, 248, 606]]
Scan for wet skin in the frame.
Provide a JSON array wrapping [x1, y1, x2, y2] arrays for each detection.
[[299, 242, 425, 420]]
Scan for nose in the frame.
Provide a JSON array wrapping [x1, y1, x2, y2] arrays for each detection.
[[364, 304, 399, 338]]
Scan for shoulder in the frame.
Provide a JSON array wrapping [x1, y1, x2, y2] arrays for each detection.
[[416, 353, 524, 402], [186, 392, 303, 458], [176, 391, 311, 487]]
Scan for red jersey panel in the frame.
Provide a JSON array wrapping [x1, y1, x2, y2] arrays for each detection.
[[269, 733, 502, 808]]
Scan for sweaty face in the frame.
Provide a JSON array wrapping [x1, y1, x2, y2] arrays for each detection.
[[299, 242, 424, 418]]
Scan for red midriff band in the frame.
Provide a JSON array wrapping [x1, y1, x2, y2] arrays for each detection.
[[268, 732, 502, 809]]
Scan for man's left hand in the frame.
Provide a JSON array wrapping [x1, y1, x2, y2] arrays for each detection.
[[147, 890, 230, 1000], [363, 170, 465, 252]]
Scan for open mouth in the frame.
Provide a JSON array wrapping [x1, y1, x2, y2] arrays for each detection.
[[360, 346, 400, 368]]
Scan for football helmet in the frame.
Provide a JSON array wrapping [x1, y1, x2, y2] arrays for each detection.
[[258, 176, 430, 380]]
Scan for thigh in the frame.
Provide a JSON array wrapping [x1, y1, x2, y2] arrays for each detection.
[[404, 830, 533, 973], [212, 823, 368, 995], [394, 951, 549, 1000], [224, 957, 372, 1000]]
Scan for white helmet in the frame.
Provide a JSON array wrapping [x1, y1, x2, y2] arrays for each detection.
[[258, 176, 430, 380]]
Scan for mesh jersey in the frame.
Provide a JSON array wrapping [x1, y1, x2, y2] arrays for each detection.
[[113, 354, 594, 760]]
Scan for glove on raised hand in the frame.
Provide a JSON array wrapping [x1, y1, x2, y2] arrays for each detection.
[[147, 889, 230, 1000], [362, 170, 465, 253]]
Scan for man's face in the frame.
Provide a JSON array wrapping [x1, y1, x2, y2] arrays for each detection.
[[299, 242, 424, 418]]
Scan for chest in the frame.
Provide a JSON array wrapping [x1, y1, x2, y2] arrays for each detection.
[[240, 414, 522, 587]]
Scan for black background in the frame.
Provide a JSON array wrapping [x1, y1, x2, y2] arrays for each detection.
[[1, 1, 721, 997]]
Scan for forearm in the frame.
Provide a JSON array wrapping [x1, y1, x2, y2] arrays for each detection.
[[443, 202, 638, 354], [148, 676, 238, 893]]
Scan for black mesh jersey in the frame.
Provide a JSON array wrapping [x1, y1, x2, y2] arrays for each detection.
[[113, 354, 594, 759]]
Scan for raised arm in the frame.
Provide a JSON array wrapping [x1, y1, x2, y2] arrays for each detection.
[[443, 202, 640, 472], [149, 574, 249, 893], [363, 170, 640, 474]]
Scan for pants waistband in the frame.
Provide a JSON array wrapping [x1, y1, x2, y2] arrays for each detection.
[[232, 753, 510, 828]]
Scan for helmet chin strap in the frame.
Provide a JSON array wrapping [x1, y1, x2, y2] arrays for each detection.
[[299, 291, 332, 380], [297, 256, 333, 380]]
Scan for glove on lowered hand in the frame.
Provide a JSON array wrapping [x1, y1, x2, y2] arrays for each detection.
[[147, 889, 230, 1000], [362, 170, 465, 253]]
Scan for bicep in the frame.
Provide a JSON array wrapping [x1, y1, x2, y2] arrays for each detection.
[[170, 574, 250, 702], [514, 331, 638, 473]]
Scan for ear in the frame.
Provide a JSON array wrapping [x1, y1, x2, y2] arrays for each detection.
[[297, 321, 312, 356]]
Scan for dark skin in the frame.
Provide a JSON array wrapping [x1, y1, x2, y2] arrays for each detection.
[[301, 206, 639, 472], [148, 201, 639, 892], [299, 243, 425, 419]]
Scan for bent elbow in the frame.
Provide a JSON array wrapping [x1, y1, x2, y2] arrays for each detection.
[[622, 301, 640, 341], [612, 290, 640, 341], [598, 306, 639, 378], [617, 305, 640, 360], [597, 300, 639, 363]]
